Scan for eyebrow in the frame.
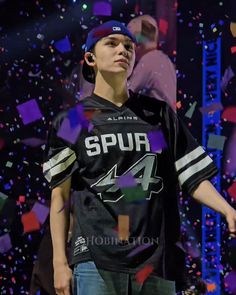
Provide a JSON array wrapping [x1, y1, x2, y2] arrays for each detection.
[[103, 36, 133, 43]]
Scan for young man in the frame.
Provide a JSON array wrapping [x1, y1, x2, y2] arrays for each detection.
[[43, 20, 236, 295]]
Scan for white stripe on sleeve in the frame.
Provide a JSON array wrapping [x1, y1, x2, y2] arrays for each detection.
[[44, 152, 77, 182], [178, 155, 213, 186], [175, 146, 205, 172], [43, 147, 75, 173]]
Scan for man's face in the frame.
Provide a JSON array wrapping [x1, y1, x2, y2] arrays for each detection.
[[92, 34, 136, 80]]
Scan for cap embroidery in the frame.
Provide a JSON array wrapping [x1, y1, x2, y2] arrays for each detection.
[[112, 26, 121, 31]]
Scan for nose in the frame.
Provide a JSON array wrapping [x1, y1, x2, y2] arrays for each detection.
[[117, 42, 128, 57]]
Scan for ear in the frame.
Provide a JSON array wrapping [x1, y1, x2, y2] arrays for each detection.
[[84, 52, 95, 66]]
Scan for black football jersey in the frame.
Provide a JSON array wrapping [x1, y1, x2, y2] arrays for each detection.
[[43, 91, 218, 281]]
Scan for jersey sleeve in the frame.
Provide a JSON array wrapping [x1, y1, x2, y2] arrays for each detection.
[[164, 105, 219, 194], [43, 111, 79, 190]]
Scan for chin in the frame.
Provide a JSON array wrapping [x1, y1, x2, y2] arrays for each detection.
[[101, 69, 129, 80]]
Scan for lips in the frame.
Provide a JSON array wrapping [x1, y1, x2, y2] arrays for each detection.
[[115, 59, 129, 65]]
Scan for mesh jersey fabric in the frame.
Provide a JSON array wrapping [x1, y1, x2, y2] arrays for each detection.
[[43, 91, 218, 281]]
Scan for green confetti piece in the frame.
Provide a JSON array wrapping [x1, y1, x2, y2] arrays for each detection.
[[0, 192, 8, 212], [121, 186, 146, 202], [207, 134, 226, 151], [6, 161, 13, 168], [185, 101, 197, 119]]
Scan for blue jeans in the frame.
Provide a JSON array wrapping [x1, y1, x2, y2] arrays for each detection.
[[73, 261, 176, 295]]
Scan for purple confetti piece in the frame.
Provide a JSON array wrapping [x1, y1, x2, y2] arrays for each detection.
[[224, 270, 236, 294], [31, 202, 49, 225], [224, 129, 236, 174], [221, 66, 235, 92], [76, 104, 90, 129], [0, 233, 12, 254], [88, 122, 94, 132], [21, 137, 46, 147], [116, 172, 137, 188], [17, 99, 42, 125], [199, 102, 223, 114], [57, 117, 82, 144], [54, 35, 71, 53], [147, 130, 167, 153], [127, 243, 153, 258], [93, 1, 112, 16]]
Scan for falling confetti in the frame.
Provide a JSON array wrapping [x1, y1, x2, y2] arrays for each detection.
[[21, 211, 41, 233], [31, 202, 50, 225], [118, 215, 129, 241], [207, 134, 226, 151], [0, 233, 12, 254], [57, 116, 82, 144], [16, 99, 43, 125], [0, 1, 235, 294], [147, 130, 167, 153], [185, 101, 197, 119], [135, 264, 154, 284], [222, 106, 236, 124], [227, 182, 236, 201]]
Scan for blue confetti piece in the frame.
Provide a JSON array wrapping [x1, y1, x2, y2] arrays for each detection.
[[54, 35, 71, 53]]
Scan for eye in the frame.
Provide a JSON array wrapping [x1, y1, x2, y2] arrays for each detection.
[[106, 41, 116, 46], [125, 43, 134, 51]]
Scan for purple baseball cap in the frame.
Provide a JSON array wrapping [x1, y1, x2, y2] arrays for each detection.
[[82, 20, 137, 83]]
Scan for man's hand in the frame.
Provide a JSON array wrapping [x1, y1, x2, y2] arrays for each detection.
[[53, 262, 72, 295], [225, 207, 236, 238]]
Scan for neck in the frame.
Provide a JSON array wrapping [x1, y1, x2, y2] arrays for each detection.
[[93, 73, 129, 107]]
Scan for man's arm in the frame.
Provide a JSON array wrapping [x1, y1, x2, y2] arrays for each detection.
[[50, 177, 72, 295], [192, 180, 236, 237]]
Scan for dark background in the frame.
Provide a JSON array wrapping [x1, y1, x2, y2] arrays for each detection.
[[0, 0, 235, 293]]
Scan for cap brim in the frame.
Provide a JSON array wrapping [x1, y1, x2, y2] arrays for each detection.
[[82, 60, 95, 84]]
